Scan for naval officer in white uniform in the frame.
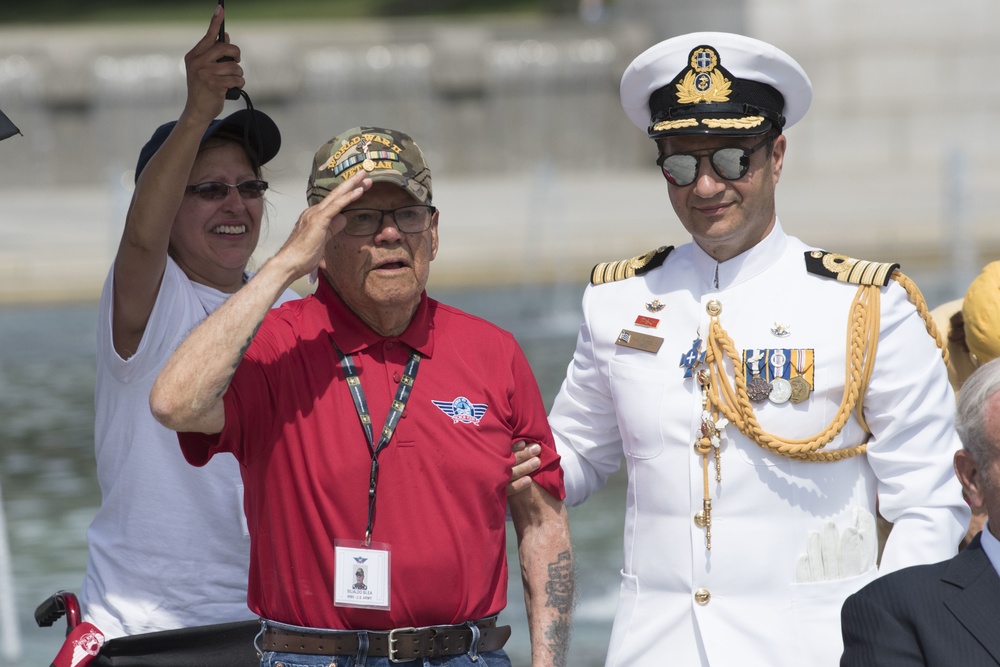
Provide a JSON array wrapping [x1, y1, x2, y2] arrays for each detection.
[[548, 32, 969, 666]]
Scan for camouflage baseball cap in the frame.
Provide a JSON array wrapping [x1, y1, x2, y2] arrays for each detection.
[[307, 127, 432, 206]]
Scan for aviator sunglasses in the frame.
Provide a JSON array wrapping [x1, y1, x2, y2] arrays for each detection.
[[656, 136, 772, 187], [185, 180, 269, 200]]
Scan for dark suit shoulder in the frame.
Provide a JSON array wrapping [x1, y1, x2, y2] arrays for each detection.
[[941, 533, 995, 588], [849, 559, 953, 606], [842, 538, 1000, 667]]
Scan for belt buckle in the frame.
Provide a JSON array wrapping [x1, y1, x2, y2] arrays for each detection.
[[388, 626, 418, 664]]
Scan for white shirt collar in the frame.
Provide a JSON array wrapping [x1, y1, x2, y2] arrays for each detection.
[[690, 218, 788, 291], [979, 521, 1000, 578]]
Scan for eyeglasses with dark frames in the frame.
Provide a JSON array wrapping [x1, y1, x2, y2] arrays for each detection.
[[340, 205, 436, 237], [185, 180, 269, 200], [656, 137, 772, 187]]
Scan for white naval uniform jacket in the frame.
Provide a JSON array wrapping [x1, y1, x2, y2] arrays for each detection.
[[550, 221, 969, 667]]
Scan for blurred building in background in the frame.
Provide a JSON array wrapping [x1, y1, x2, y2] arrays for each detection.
[[2, 3, 999, 665], [0, 0, 997, 303]]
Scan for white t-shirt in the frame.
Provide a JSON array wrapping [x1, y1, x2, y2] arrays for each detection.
[[80, 257, 298, 638]]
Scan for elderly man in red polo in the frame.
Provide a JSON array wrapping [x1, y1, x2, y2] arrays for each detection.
[[152, 127, 572, 667]]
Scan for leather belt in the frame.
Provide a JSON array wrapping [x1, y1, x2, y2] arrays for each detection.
[[261, 618, 511, 663]]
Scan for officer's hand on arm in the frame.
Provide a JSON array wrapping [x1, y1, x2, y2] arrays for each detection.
[[150, 172, 371, 435], [507, 441, 542, 496]]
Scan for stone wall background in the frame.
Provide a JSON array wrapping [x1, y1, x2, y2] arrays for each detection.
[[0, 0, 996, 303]]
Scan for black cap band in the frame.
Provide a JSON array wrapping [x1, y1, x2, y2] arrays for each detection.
[[648, 78, 786, 136]]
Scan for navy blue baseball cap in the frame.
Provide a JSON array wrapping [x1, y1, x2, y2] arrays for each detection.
[[134, 108, 281, 182]]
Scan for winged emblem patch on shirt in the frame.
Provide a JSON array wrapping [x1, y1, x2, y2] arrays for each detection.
[[432, 397, 488, 426]]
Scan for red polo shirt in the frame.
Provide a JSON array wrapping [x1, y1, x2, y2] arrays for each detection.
[[179, 276, 564, 630]]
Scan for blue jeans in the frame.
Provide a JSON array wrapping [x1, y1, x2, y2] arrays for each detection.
[[257, 620, 513, 667]]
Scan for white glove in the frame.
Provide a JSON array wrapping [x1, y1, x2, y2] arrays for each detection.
[[841, 506, 877, 576], [795, 507, 877, 582]]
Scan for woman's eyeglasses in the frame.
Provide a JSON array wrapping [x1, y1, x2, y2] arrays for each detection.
[[185, 180, 269, 200]]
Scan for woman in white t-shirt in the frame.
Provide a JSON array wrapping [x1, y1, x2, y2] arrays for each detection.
[[79, 8, 295, 639]]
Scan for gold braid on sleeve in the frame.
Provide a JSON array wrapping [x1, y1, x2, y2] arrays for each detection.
[[890, 270, 950, 366]]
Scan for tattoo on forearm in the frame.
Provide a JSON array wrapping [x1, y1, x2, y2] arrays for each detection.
[[544, 617, 570, 667], [545, 551, 573, 614], [213, 325, 261, 399], [233, 331, 256, 369], [214, 373, 236, 400], [544, 550, 573, 666]]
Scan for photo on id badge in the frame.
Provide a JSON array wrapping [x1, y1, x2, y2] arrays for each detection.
[[335, 541, 391, 610]]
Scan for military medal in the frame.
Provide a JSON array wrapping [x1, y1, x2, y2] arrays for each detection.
[[357, 137, 376, 171], [748, 376, 771, 402], [768, 349, 791, 404], [745, 349, 771, 402], [680, 338, 706, 378], [770, 378, 792, 403], [789, 350, 813, 403], [789, 377, 810, 403], [646, 299, 666, 313], [789, 349, 813, 404]]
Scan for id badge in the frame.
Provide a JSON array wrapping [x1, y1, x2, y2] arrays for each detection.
[[334, 540, 391, 610]]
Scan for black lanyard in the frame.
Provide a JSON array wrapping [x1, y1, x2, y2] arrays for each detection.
[[335, 343, 421, 545]]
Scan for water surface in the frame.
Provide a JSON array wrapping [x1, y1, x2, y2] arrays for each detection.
[[0, 286, 625, 666]]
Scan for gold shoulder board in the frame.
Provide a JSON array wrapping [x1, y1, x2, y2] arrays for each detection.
[[591, 246, 673, 285], [804, 250, 899, 287]]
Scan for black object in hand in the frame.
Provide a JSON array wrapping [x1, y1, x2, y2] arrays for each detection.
[[217, 0, 241, 100]]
